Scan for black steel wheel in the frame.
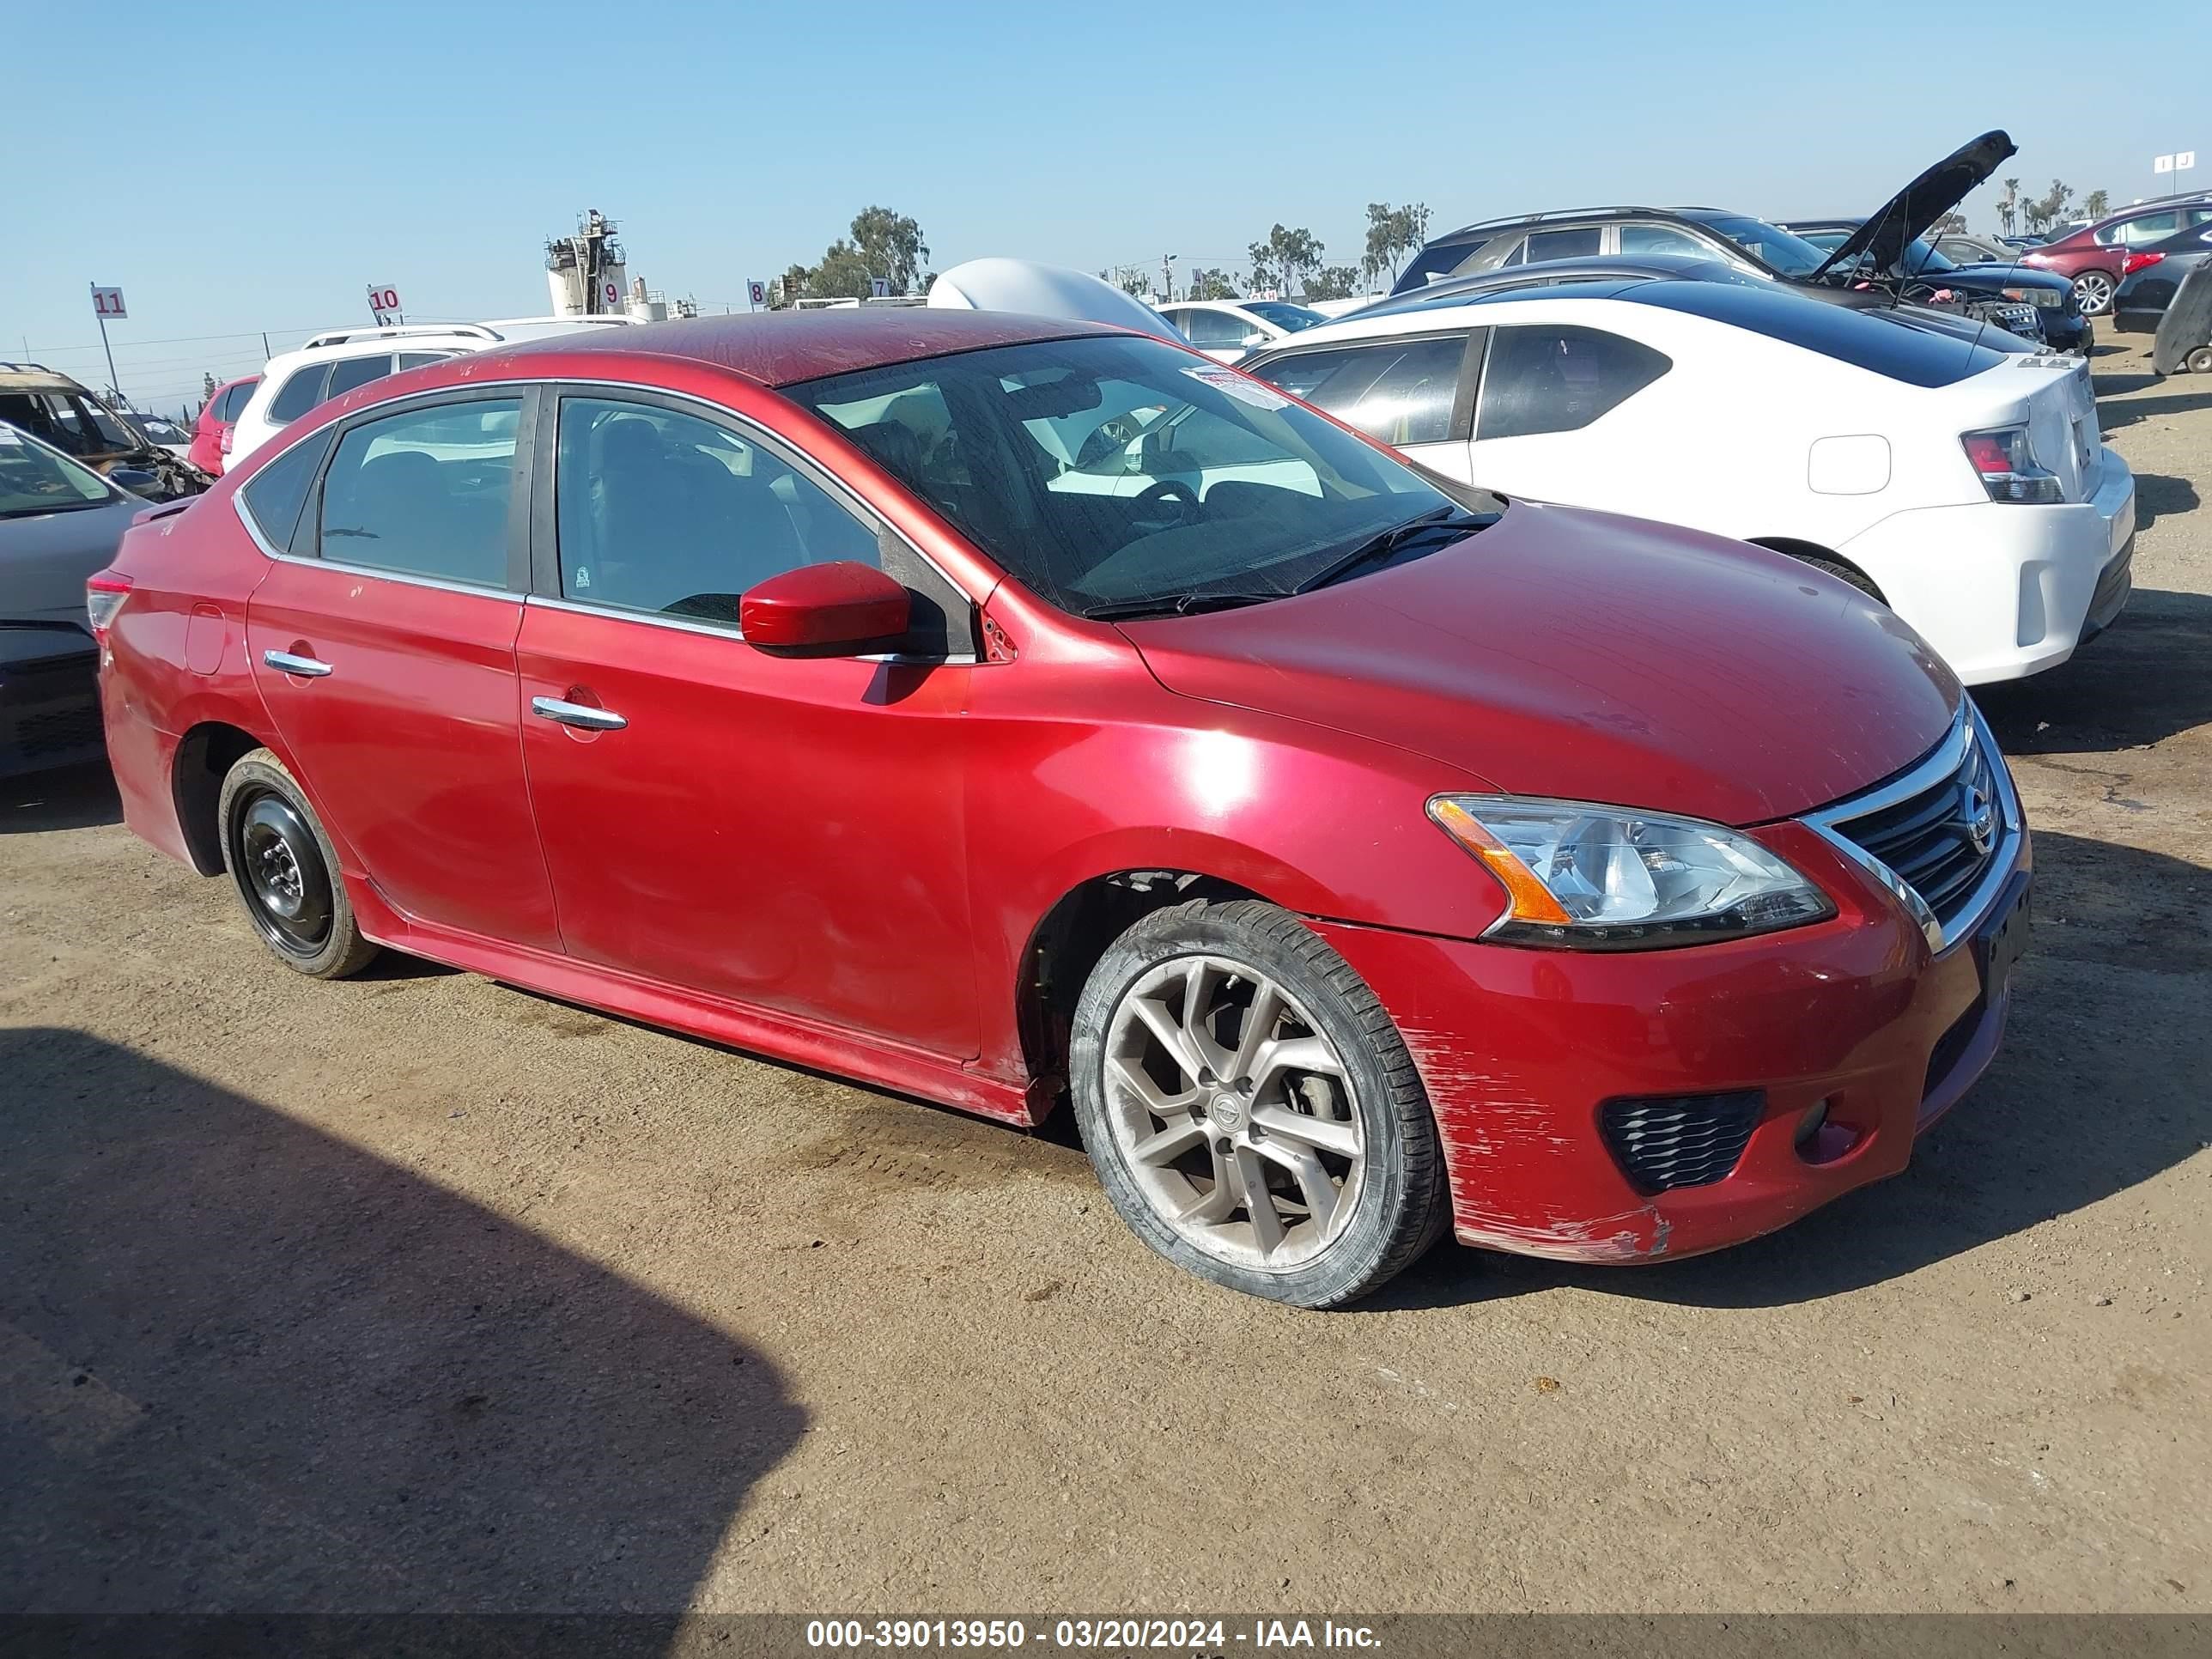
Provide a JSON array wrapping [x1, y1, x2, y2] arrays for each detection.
[[217, 749, 379, 979]]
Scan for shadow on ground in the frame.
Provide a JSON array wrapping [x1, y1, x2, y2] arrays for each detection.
[[1376, 824, 2210, 1312], [2, 763, 119, 835], [0, 1029, 802, 1613], [2097, 388, 2212, 431], [1976, 587, 2212, 756]]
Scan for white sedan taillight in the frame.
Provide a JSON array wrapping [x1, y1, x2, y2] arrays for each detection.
[[1960, 426, 2063, 504]]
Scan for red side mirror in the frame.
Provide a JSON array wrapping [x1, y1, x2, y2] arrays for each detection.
[[740, 562, 910, 653]]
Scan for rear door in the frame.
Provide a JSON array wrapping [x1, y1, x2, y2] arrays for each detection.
[[1249, 331, 1482, 482], [513, 389, 981, 1057], [1467, 320, 1674, 499], [244, 391, 559, 948]]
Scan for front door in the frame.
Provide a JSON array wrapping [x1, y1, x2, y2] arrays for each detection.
[[514, 391, 980, 1058], [245, 392, 559, 948]]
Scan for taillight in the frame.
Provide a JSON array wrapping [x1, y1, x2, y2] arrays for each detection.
[[1961, 426, 2063, 504], [219, 428, 233, 453], [2121, 251, 2165, 276], [87, 573, 132, 637]]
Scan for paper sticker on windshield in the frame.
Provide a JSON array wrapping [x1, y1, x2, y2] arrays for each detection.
[[1182, 365, 1291, 411]]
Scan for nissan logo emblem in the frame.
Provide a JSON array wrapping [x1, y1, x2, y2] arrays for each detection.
[[1965, 784, 1996, 856]]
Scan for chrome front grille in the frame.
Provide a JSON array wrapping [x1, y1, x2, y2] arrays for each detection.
[[1805, 706, 2018, 951]]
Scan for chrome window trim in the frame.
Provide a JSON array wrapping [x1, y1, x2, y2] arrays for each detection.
[[1800, 700, 2023, 955], [521, 592, 976, 665]]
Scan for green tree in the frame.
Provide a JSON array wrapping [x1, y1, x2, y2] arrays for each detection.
[[1361, 201, 1431, 287], [1931, 211, 1969, 234], [849, 204, 932, 295], [807, 240, 878, 301], [1306, 265, 1360, 301], [2034, 179, 2075, 230], [1247, 224, 1325, 296], [2082, 189, 2109, 221], [1189, 267, 1240, 301], [1997, 177, 2021, 236]]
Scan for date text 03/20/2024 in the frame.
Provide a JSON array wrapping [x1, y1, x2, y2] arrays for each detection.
[[805, 1619, 1382, 1650]]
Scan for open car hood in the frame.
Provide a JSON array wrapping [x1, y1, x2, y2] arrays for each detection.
[[1809, 131, 2018, 283]]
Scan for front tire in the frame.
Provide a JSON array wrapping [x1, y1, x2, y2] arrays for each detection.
[[2072, 270, 2115, 316], [217, 749, 379, 979], [1068, 899, 1449, 1307]]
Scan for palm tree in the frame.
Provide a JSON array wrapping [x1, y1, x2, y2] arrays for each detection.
[[1998, 178, 2021, 237]]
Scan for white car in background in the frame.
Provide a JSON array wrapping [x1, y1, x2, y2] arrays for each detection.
[[1240, 276, 2135, 684], [228, 316, 641, 467], [1157, 299, 1329, 362]]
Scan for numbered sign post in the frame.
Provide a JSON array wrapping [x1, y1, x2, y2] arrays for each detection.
[[747, 278, 768, 311], [367, 283, 404, 325], [869, 276, 890, 300], [88, 285, 127, 404]]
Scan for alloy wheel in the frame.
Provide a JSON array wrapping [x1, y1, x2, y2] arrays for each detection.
[[2073, 271, 2115, 316], [1100, 955, 1364, 1272]]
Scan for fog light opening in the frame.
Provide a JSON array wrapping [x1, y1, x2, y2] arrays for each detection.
[[1796, 1099, 1862, 1165]]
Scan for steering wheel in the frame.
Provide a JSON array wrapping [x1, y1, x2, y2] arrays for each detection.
[[1134, 478, 1202, 523]]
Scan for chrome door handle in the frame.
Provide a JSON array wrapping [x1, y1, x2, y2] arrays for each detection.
[[264, 649, 332, 678], [531, 696, 627, 732]]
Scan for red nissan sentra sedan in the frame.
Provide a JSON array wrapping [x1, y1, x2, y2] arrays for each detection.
[[90, 310, 2030, 1306]]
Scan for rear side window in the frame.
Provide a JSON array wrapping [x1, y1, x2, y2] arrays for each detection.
[[238, 430, 335, 550], [1395, 238, 1486, 292], [1525, 227, 1602, 263], [396, 352, 453, 369], [216, 380, 258, 421], [1257, 335, 1470, 446], [1620, 223, 1708, 257], [315, 398, 521, 586], [325, 355, 396, 398], [266, 365, 332, 422], [1477, 325, 1671, 441]]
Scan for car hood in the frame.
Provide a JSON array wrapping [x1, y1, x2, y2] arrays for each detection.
[[0, 495, 143, 629], [1810, 131, 2019, 283], [1118, 501, 1960, 827]]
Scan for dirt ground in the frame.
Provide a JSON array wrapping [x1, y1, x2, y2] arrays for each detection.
[[2, 340, 2206, 1618]]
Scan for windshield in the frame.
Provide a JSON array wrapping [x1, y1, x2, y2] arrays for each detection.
[[1676, 213, 1833, 278], [787, 334, 1489, 617], [1245, 302, 1327, 331], [133, 414, 191, 443], [0, 424, 118, 517]]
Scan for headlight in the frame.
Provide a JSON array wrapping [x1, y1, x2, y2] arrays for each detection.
[[1428, 796, 1833, 950], [2001, 285, 2066, 309]]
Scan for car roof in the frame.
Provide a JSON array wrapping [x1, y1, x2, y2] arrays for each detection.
[[0, 362, 91, 394], [465, 307, 1125, 388], [1355, 254, 1761, 321]]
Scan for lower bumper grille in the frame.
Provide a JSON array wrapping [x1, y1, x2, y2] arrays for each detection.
[[1599, 1091, 1764, 1192]]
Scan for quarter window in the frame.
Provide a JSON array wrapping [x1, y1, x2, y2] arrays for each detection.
[[239, 430, 335, 550], [1477, 325, 1671, 441], [1257, 335, 1469, 447], [1524, 227, 1603, 263], [315, 398, 521, 586], [553, 398, 881, 628], [1619, 224, 1709, 258], [216, 381, 258, 421]]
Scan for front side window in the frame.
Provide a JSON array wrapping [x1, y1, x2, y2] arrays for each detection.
[[315, 398, 520, 586], [554, 397, 879, 627], [1619, 223, 1708, 258], [788, 333, 1492, 617], [1184, 309, 1257, 349], [1477, 325, 1671, 441], [1679, 213, 1832, 277], [267, 365, 332, 423], [1255, 335, 1469, 447]]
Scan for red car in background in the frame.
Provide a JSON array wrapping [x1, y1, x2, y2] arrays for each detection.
[[186, 374, 260, 476], [2020, 196, 2212, 315], [89, 311, 2030, 1306]]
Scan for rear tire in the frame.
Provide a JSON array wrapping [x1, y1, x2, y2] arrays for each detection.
[[217, 749, 379, 979], [1772, 550, 1884, 602], [2072, 270, 2116, 317], [1068, 898, 1449, 1308], [2187, 345, 2212, 376]]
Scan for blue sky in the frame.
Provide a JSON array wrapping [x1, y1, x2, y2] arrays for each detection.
[[11, 0, 2205, 413]]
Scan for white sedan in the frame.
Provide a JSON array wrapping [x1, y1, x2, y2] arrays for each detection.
[[1158, 300, 1329, 363], [1242, 277, 2136, 684]]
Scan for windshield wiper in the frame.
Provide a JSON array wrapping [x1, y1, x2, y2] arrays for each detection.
[[1082, 592, 1280, 622], [1293, 506, 1489, 594]]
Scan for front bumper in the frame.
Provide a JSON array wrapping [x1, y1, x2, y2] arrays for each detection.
[[1317, 806, 2033, 1263], [1839, 448, 2136, 684], [0, 635, 103, 779]]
